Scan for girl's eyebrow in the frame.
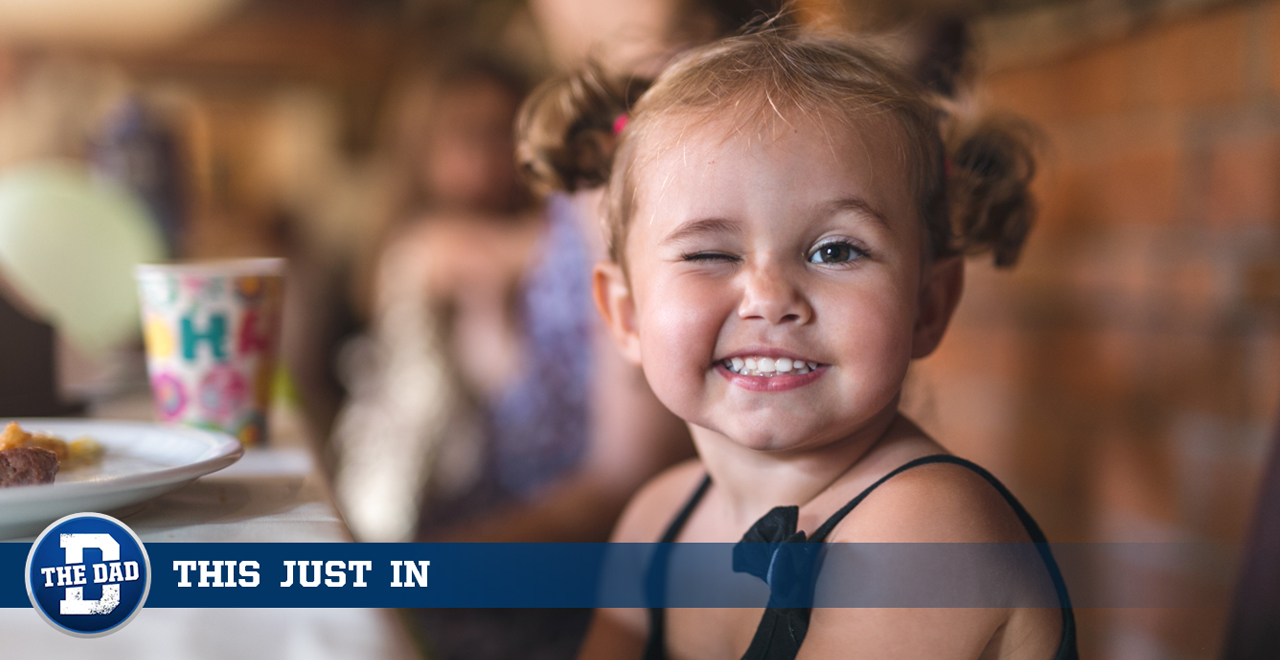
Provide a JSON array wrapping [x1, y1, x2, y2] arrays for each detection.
[[659, 217, 743, 245], [825, 196, 890, 228]]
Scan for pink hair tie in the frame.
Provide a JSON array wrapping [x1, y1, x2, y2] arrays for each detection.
[[612, 113, 629, 136], [944, 156, 954, 176]]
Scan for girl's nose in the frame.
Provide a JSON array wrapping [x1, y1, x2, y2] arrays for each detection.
[[737, 260, 813, 325]]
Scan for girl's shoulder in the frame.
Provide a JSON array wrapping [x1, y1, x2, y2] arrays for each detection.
[[608, 458, 706, 543], [809, 416, 1034, 545], [824, 455, 1034, 545]]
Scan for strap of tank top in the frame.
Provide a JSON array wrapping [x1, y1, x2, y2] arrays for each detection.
[[807, 454, 945, 543], [807, 454, 1077, 660], [660, 474, 713, 543], [644, 474, 713, 660]]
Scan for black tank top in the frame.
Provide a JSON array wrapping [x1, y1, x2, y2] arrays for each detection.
[[642, 454, 1078, 660]]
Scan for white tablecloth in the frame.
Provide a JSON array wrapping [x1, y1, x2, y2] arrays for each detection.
[[0, 396, 420, 660]]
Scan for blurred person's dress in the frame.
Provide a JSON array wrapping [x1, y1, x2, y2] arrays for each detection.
[[332, 194, 593, 659]]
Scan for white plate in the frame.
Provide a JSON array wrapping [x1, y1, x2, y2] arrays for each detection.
[[0, 419, 243, 539]]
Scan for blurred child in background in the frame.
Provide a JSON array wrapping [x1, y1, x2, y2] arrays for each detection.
[[333, 56, 540, 545]]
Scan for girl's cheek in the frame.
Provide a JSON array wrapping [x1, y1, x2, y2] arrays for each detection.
[[818, 284, 916, 370], [643, 300, 718, 371], [637, 278, 726, 405]]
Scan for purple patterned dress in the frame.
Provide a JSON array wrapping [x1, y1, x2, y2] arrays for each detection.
[[487, 192, 593, 499]]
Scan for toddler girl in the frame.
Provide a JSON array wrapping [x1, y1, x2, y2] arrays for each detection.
[[520, 30, 1075, 660]]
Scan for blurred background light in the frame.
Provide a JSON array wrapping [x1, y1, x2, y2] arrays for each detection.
[[0, 0, 247, 49]]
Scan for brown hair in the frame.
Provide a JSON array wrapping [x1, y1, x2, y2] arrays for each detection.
[[517, 30, 1037, 270]]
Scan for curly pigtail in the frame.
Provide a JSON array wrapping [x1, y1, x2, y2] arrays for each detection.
[[944, 116, 1040, 268], [516, 63, 648, 194]]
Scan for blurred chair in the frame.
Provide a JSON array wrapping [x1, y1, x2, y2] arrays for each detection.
[[1221, 409, 1280, 659], [0, 291, 78, 416]]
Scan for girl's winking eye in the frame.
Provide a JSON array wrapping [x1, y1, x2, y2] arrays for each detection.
[[680, 251, 740, 263], [808, 239, 869, 265]]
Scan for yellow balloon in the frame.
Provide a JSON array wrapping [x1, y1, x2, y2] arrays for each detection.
[[0, 161, 166, 355]]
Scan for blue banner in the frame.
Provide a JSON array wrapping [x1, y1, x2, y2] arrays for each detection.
[[0, 542, 1238, 609]]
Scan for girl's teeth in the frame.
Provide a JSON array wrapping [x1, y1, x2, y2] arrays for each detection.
[[722, 357, 819, 377]]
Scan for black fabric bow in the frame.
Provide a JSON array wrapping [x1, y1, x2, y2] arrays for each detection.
[[733, 506, 820, 608], [733, 506, 821, 659]]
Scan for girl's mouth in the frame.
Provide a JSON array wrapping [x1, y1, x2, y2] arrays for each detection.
[[714, 356, 827, 392], [720, 356, 820, 377]]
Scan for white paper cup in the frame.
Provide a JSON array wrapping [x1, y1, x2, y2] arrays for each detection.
[[134, 259, 285, 446]]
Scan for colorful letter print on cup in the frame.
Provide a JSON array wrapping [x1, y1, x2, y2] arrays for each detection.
[[135, 259, 284, 446]]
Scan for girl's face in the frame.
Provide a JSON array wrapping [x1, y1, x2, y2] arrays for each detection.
[[595, 114, 963, 452]]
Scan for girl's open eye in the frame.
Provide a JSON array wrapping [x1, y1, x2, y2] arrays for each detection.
[[808, 240, 868, 265]]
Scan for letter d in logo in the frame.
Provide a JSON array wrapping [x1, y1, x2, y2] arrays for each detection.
[[26, 513, 151, 637], [59, 533, 121, 615]]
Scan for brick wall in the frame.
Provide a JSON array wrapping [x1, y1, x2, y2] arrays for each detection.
[[901, 3, 1280, 658]]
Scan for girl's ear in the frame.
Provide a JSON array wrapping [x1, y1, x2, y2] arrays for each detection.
[[911, 256, 965, 359], [593, 261, 643, 364]]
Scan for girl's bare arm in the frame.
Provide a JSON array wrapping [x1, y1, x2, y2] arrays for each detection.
[[796, 464, 1061, 660]]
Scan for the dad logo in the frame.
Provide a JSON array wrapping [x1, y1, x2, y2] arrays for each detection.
[[25, 513, 151, 637]]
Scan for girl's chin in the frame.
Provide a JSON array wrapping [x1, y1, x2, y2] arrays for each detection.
[[691, 420, 824, 453], [688, 401, 900, 454]]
